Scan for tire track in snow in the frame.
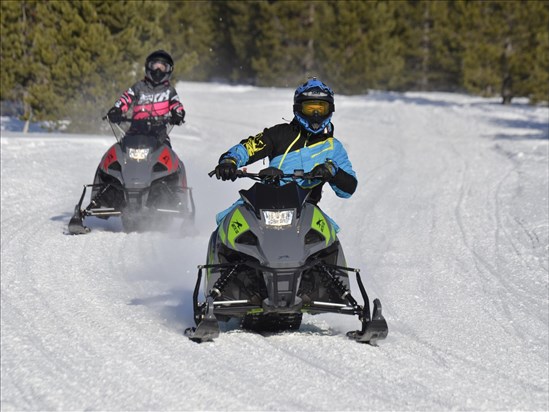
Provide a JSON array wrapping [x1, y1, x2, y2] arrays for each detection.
[[453, 148, 546, 346]]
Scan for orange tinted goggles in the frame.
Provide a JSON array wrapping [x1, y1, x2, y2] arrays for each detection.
[[301, 100, 330, 116]]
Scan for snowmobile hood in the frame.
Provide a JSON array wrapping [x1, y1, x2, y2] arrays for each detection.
[[218, 200, 336, 268]]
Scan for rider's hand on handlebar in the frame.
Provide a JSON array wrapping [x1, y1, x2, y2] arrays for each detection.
[[215, 158, 238, 181], [311, 160, 338, 182], [170, 108, 185, 125], [107, 106, 123, 124]]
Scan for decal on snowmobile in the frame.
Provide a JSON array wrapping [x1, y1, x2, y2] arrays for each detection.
[[312, 207, 331, 245], [102, 146, 117, 171], [159, 147, 178, 172], [227, 209, 250, 247]]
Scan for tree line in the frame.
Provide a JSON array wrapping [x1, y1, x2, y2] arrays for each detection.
[[1, 0, 548, 133]]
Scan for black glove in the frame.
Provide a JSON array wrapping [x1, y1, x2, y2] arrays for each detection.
[[215, 158, 238, 181], [107, 106, 122, 124], [170, 109, 185, 125], [311, 160, 338, 182]]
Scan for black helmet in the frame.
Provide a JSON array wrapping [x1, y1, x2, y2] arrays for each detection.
[[293, 77, 335, 134], [145, 50, 174, 84]]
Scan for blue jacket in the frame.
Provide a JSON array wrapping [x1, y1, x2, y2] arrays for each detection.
[[220, 119, 357, 204]]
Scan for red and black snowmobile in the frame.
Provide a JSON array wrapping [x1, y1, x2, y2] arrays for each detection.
[[68, 115, 195, 234]]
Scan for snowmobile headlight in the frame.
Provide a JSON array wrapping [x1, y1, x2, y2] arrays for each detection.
[[128, 148, 150, 161], [262, 210, 294, 227]]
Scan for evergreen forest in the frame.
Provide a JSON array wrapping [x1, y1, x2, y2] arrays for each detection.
[[1, 0, 548, 133]]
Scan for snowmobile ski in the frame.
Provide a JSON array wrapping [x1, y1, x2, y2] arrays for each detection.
[[346, 299, 388, 345], [184, 296, 220, 342]]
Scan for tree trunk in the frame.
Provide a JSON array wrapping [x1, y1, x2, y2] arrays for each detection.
[[23, 98, 32, 134], [304, 2, 315, 75], [420, 4, 431, 90], [501, 37, 513, 105]]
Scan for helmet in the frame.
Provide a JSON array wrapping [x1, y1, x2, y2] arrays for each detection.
[[145, 50, 174, 84], [293, 77, 335, 134]]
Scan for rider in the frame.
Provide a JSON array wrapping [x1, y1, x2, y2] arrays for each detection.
[[107, 50, 185, 145], [213, 77, 357, 228]]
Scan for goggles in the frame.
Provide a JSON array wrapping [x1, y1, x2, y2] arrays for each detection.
[[301, 100, 331, 117], [147, 59, 172, 73]]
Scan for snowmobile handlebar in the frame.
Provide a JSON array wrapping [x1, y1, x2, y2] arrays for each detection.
[[102, 115, 175, 125], [208, 167, 324, 182]]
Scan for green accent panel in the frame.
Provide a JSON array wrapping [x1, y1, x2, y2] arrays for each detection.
[[247, 308, 264, 315], [219, 220, 227, 245], [312, 207, 331, 245], [227, 209, 250, 247], [206, 246, 215, 281]]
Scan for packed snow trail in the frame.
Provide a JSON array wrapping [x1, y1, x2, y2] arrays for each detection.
[[1, 82, 548, 411]]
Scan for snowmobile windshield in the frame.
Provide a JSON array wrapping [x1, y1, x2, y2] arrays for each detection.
[[239, 181, 310, 219]]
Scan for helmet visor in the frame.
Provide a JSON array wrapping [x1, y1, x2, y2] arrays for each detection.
[[301, 100, 330, 117]]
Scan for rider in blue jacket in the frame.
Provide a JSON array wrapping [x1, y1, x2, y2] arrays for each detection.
[[214, 78, 357, 227]]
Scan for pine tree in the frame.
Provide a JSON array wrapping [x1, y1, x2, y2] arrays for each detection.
[[316, 1, 404, 94], [429, 2, 463, 91], [503, 1, 549, 104], [211, 1, 261, 84], [0, 1, 22, 103], [1, 1, 58, 131], [159, 1, 216, 82], [251, 1, 321, 87], [457, 1, 548, 104], [36, 1, 119, 131], [2, 1, 171, 132], [316, 1, 370, 93], [397, 1, 463, 92], [361, 1, 404, 91]]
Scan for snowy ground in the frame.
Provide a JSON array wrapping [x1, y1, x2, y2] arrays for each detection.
[[1, 81, 548, 411]]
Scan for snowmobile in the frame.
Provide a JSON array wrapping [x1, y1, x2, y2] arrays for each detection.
[[185, 167, 388, 345], [68, 115, 195, 234]]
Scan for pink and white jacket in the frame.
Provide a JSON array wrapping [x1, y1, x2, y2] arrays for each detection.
[[113, 78, 184, 120]]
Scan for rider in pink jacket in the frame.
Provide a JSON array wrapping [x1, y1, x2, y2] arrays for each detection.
[[107, 50, 185, 142]]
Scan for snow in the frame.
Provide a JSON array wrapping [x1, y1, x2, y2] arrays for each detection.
[[1, 81, 548, 411]]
